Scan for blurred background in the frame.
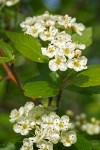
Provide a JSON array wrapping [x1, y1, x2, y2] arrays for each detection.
[[0, 0, 100, 148]]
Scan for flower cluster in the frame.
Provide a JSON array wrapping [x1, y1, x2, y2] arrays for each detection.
[[9, 102, 77, 150], [66, 110, 100, 135], [20, 11, 87, 72], [81, 117, 100, 135], [0, 0, 19, 7]]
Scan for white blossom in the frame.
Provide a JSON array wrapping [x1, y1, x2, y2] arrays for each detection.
[[40, 26, 58, 41], [23, 138, 34, 146], [0, 0, 20, 6], [25, 23, 45, 38], [54, 115, 71, 131], [20, 17, 37, 30], [81, 123, 100, 135], [67, 56, 87, 71], [39, 11, 50, 22], [62, 42, 75, 59], [75, 43, 86, 50], [32, 127, 45, 143], [74, 112, 100, 136], [20, 11, 87, 72], [36, 140, 53, 150], [44, 127, 60, 144], [24, 102, 34, 116], [74, 50, 82, 58], [9, 107, 24, 123], [41, 44, 56, 58], [51, 31, 71, 47], [20, 138, 34, 150], [20, 145, 33, 150], [61, 131, 77, 147], [10, 102, 77, 149], [49, 55, 67, 71], [72, 23, 85, 35], [5, 0, 19, 6], [13, 118, 31, 135], [24, 101, 34, 111], [28, 105, 45, 125], [41, 112, 58, 128], [44, 19, 55, 27], [57, 15, 76, 28]]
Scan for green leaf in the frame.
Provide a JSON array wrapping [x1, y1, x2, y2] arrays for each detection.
[[37, 63, 52, 80], [0, 40, 14, 63], [23, 63, 60, 98], [92, 140, 100, 150], [0, 57, 11, 63], [0, 40, 14, 59], [0, 80, 5, 98], [68, 85, 100, 95], [72, 27, 92, 47], [6, 32, 47, 63], [37, 63, 60, 84], [23, 81, 59, 98], [0, 143, 16, 150], [74, 134, 92, 150], [73, 65, 100, 87], [67, 134, 92, 150]]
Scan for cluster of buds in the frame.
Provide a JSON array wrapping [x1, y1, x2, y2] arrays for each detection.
[[0, 0, 19, 7], [9, 102, 77, 150], [66, 110, 100, 135], [20, 11, 87, 72]]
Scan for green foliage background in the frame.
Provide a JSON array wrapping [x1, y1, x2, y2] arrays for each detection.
[[0, 0, 100, 149]]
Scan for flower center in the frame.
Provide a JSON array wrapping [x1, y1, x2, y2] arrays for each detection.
[[66, 138, 71, 143], [22, 124, 28, 129], [64, 48, 70, 54], [49, 48, 54, 53], [32, 29, 37, 34], [56, 58, 61, 65], [59, 123, 64, 128], [45, 32, 51, 37], [35, 115, 41, 120], [74, 61, 80, 67]]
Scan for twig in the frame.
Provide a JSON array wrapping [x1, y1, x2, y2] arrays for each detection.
[[0, 49, 22, 88], [48, 97, 53, 106], [56, 90, 62, 111], [0, 49, 38, 103], [2, 63, 19, 84]]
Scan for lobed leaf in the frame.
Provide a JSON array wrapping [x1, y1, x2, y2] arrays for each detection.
[[0, 40, 14, 59], [74, 134, 92, 150], [6, 32, 48, 63], [68, 85, 100, 95], [23, 81, 59, 98], [73, 65, 100, 87], [0, 40, 14, 63], [72, 27, 92, 47], [91, 140, 100, 150]]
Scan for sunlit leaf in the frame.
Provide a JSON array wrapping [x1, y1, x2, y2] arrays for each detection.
[[7, 32, 48, 63], [73, 65, 100, 87], [72, 27, 92, 47]]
